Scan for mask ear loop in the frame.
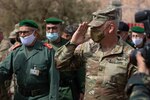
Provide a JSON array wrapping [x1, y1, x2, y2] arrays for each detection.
[[32, 30, 38, 38], [32, 30, 36, 35]]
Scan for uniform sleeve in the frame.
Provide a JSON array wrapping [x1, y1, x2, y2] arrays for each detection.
[[55, 42, 77, 69], [74, 51, 86, 94], [125, 73, 150, 100], [0, 52, 13, 84], [76, 64, 86, 93]]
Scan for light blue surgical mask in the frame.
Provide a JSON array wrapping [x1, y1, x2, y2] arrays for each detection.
[[46, 32, 59, 41], [132, 38, 143, 46]]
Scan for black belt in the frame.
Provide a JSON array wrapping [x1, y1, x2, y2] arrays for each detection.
[[18, 86, 49, 97]]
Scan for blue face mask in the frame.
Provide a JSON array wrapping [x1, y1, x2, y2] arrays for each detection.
[[46, 32, 59, 41]]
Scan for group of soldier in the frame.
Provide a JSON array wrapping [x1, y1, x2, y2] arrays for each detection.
[[0, 2, 149, 100]]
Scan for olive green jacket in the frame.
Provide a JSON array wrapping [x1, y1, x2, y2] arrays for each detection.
[[47, 38, 85, 100], [0, 40, 59, 100]]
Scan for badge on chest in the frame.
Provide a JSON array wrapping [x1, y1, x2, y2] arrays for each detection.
[[30, 67, 40, 76]]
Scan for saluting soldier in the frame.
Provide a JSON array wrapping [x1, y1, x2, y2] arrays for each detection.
[[44, 17, 85, 100], [55, 4, 134, 100], [0, 19, 60, 100]]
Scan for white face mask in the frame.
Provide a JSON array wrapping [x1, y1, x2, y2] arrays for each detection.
[[20, 31, 36, 46], [132, 38, 143, 46]]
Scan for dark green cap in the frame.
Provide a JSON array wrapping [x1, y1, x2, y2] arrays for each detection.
[[131, 26, 144, 34], [19, 19, 39, 29], [45, 17, 63, 24]]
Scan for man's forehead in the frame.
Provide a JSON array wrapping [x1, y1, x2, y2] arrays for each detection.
[[19, 26, 33, 30], [132, 32, 144, 36], [46, 24, 59, 27]]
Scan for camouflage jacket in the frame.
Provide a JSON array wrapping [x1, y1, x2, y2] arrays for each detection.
[[0, 39, 11, 62], [55, 38, 134, 100], [125, 73, 150, 100]]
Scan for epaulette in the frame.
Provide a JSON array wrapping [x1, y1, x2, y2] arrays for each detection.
[[11, 43, 22, 50], [43, 43, 52, 49]]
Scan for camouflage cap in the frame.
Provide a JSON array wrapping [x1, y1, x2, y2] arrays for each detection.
[[9, 31, 17, 38], [13, 23, 19, 33], [9, 23, 19, 38], [89, 5, 117, 27]]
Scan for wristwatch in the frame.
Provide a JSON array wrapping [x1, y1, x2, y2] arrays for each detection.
[[67, 41, 78, 48]]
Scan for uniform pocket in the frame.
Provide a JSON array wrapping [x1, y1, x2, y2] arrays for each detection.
[[31, 64, 48, 76], [34, 64, 47, 70]]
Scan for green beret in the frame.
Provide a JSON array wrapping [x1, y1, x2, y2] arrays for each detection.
[[131, 26, 144, 34], [45, 17, 63, 24], [19, 19, 39, 29]]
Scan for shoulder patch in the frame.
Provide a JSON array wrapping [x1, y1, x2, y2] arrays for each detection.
[[11, 43, 21, 50], [43, 43, 52, 49]]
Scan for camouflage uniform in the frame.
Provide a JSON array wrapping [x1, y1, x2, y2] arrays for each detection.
[[0, 39, 11, 100], [0, 25, 20, 100], [83, 39, 134, 100], [55, 5, 135, 100], [125, 73, 150, 100], [0, 39, 11, 61], [56, 38, 134, 100]]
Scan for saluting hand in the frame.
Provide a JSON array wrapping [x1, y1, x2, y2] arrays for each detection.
[[70, 22, 88, 45]]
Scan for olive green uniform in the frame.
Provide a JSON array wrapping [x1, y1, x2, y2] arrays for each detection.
[[0, 40, 59, 100], [47, 37, 85, 100]]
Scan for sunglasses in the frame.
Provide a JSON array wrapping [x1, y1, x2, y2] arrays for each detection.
[[47, 26, 58, 30]]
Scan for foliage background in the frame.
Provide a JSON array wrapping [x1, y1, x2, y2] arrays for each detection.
[[0, 0, 150, 37], [0, 0, 100, 37]]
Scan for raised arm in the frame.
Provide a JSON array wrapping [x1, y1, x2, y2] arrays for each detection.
[[55, 22, 88, 69]]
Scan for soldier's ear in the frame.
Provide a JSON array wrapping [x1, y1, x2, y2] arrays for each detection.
[[108, 23, 115, 34], [34, 31, 38, 37]]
